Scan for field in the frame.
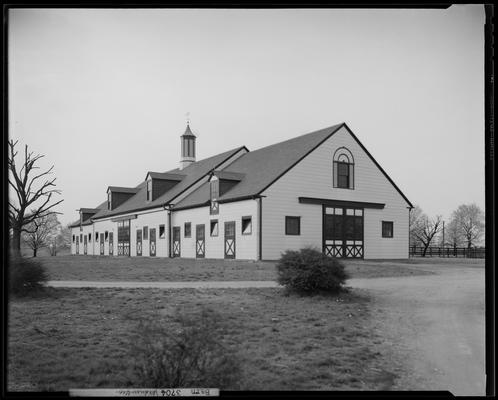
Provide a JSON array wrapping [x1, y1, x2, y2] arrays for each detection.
[[34, 255, 439, 282], [8, 287, 404, 391]]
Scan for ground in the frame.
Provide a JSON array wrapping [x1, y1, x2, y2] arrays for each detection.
[[37, 255, 439, 281], [7, 256, 485, 393]]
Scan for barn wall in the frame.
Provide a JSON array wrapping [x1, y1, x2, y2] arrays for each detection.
[[261, 125, 410, 260], [171, 199, 258, 260]]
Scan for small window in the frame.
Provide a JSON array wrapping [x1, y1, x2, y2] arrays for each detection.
[[146, 180, 152, 202], [72, 234, 75, 243], [105, 231, 109, 241], [143, 226, 148, 240], [184, 222, 191, 238], [89, 233, 92, 242], [96, 232, 99, 240], [159, 224, 165, 239], [382, 221, 393, 238], [107, 192, 112, 210], [210, 220, 219, 237], [242, 216, 252, 235], [285, 216, 301, 235], [80, 233, 83, 242]]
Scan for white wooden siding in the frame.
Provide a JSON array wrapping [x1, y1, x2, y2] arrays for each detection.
[[171, 199, 258, 260], [261, 125, 410, 260]]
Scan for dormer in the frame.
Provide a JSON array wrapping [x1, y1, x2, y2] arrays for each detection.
[[107, 186, 140, 210], [79, 208, 100, 224], [212, 171, 245, 197], [208, 171, 244, 215], [145, 172, 186, 202]]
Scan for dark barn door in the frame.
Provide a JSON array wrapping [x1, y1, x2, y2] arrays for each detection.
[[83, 235, 87, 255], [136, 229, 142, 256], [109, 232, 114, 256], [150, 228, 156, 257], [117, 220, 130, 256], [196, 224, 205, 258], [224, 221, 236, 259], [323, 207, 363, 258], [173, 226, 181, 257], [100, 234, 105, 255], [76, 236, 79, 254]]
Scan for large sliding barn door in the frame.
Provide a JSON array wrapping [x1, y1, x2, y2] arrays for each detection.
[[117, 220, 130, 256], [323, 206, 363, 258], [172, 227, 181, 257], [196, 224, 205, 258], [150, 228, 156, 257], [83, 235, 87, 255], [224, 221, 236, 259], [136, 229, 142, 256], [109, 232, 113, 256]]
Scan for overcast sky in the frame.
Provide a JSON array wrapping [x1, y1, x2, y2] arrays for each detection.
[[9, 6, 485, 226]]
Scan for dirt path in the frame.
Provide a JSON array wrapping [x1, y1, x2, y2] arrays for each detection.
[[46, 280, 280, 288], [348, 265, 485, 395]]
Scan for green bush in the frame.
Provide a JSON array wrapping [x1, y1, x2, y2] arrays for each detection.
[[9, 256, 48, 297], [130, 307, 242, 389], [276, 247, 349, 294]]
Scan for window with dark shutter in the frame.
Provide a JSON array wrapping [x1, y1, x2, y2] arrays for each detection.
[[382, 221, 393, 238], [285, 216, 301, 235], [184, 222, 191, 238]]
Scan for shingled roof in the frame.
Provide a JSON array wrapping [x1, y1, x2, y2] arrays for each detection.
[[174, 123, 413, 210], [72, 146, 246, 225]]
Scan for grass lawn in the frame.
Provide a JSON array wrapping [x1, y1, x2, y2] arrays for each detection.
[[8, 287, 404, 391], [34, 255, 443, 282]]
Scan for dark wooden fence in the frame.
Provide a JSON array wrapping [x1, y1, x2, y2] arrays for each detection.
[[410, 246, 485, 258]]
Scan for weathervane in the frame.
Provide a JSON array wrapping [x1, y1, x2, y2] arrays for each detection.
[[185, 112, 190, 126]]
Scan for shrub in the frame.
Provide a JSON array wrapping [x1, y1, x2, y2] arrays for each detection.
[[129, 307, 242, 389], [9, 256, 48, 297], [276, 247, 349, 294]]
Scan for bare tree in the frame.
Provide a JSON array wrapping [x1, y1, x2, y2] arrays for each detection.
[[48, 224, 72, 256], [451, 204, 485, 248], [8, 140, 64, 257], [409, 205, 424, 247], [412, 212, 443, 257], [22, 213, 61, 257], [444, 218, 463, 248]]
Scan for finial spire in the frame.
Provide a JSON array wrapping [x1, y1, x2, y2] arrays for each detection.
[[185, 111, 190, 126]]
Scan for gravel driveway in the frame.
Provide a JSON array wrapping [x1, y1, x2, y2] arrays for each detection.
[[348, 263, 485, 395]]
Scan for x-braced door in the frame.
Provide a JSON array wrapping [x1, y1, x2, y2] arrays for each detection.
[[196, 224, 205, 258], [150, 228, 156, 257], [100, 234, 105, 255], [109, 232, 113, 256], [76, 236, 79, 254], [136, 229, 142, 256], [323, 206, 364, 258], [173, 226, 181, 257], [84, 235, 87, 255], [224, 221, 236, 259]]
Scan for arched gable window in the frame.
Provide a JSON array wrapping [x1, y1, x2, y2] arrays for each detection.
[[333, 147, 354, 189]]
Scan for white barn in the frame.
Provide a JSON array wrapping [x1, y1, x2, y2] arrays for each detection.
[[70, 123, 413, 260]]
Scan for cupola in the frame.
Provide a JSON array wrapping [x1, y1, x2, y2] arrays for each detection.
[[180, 123, 196, 170]]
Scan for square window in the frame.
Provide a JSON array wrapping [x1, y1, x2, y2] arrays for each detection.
[[382, 221, 393, 238], [143, 226, 148, 240], [285, 216, 301, 235], [89, 233, 92, 242], [184, 222, 191, 238], [105, 231, 109, 241], [80, 234, 83, 242], [242, 216, 252, 235], [96, 232, 99, 240], [210, 220, 219, 237], [159, 224, 165, 239], [72, 234, 75, 243]]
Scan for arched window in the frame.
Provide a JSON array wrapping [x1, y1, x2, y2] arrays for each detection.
[[333, 147, 354, 189]]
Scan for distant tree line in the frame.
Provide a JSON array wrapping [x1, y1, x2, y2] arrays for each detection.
[[409, 203, 485, 257]]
